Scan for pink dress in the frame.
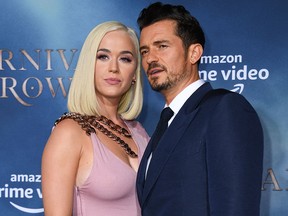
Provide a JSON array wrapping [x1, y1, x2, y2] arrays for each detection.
[[73, 120, 149, 216]]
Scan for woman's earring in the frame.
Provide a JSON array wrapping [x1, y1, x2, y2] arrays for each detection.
[[131, 80, 136, 85]]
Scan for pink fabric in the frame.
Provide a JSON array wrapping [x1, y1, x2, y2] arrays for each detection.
[[73, 120, 149, 216]]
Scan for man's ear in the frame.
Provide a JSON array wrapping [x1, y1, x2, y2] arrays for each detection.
[[188, 43, 203, 64]]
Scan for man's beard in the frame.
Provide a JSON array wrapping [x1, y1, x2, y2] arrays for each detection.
[[149, 64, 189, 92], [149, 76, 172, 92]]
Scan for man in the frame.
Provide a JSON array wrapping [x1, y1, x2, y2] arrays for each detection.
[[136, 2, 263, 216]]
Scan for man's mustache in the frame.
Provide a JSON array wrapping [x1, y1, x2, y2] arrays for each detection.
[[147, 62, 167, 72]]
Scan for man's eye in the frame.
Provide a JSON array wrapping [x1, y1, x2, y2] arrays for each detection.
[[159, 44, 168, 49], [141, 50, 148, 56]]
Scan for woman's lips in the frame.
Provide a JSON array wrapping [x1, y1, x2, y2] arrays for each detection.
[[105, 78, 121, 85]]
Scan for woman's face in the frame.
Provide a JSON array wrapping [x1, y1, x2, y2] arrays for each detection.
[[94, 30, 137, 102]]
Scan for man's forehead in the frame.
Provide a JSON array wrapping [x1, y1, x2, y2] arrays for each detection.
[[140, 21, 176, 44]]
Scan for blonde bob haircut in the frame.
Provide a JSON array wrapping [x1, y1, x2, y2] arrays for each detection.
[[67, 21, 143, 120]]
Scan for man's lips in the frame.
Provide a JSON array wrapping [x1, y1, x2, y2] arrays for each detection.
[[147, 68, 164, 76], [104, 78, 121, 85]]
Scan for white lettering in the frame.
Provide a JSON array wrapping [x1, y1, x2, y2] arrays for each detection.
[[199, 70, 218, 81], [201, 54, 243, 64], [36, 188, 42, 198], [0, 184, 34, 198], [10, 174, 42, 182], [221, 65, 269, 80]]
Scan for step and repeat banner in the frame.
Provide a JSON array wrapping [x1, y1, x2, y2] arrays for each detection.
[[1, 0, 287, 215]]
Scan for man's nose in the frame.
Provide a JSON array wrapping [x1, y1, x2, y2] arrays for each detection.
[[146, 50, 158, 64]]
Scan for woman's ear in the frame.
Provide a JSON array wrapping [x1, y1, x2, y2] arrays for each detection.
[[188, 43, 203, 64], [131, 74, 136, 85]]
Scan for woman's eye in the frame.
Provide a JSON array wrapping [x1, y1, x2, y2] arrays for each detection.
[[121, 57, 132, 63], [97, 54, 109, 60]]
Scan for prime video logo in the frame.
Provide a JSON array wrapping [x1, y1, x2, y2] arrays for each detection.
[[230, 83, 244, 94], [10, 202, 43, 214], [0, 174, 44, 214]]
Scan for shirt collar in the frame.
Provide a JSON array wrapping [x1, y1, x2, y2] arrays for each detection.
[[165, 79, 205, 124]]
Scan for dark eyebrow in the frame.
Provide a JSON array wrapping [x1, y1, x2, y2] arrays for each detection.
[[153, 40, 170, 45], [140, 40, 170, 51], [97, 48, 134, 56], [139, 45, 148, 52]]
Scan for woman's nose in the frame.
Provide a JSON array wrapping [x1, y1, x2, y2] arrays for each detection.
[[108, 60, 119, 73]]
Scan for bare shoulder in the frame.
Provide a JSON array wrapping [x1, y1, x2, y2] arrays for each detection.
[[53, 118, 85, 135], [44, 118, 90, 154]]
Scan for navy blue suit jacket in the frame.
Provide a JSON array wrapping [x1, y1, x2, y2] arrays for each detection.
[[136, 82, 263, 216]]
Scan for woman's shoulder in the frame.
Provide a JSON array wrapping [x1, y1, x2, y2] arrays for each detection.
[[53, 118, 83, 135], [47, 114, 91, 151], [52, 112, 95, 136]]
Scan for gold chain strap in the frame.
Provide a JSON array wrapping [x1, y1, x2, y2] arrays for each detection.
[[54, 112, 138, 158]]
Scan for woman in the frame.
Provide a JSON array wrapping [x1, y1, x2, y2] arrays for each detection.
[[41, 21, 149, 216]]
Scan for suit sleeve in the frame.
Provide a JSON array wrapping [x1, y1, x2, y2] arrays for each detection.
[[206, 93, 263, 216]]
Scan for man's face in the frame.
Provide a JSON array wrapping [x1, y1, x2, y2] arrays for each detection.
[[139, 20, 192, 94]]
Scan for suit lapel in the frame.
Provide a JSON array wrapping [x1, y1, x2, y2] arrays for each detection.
[[136, 139, 152, 203], [139, 82, 213, 206], [141, 109, 199, 204]]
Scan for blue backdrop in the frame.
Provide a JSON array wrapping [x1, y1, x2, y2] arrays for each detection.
[[1, 0, 287, 215]]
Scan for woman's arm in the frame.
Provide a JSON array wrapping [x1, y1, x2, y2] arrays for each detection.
[[41, 119, 85, 216]]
